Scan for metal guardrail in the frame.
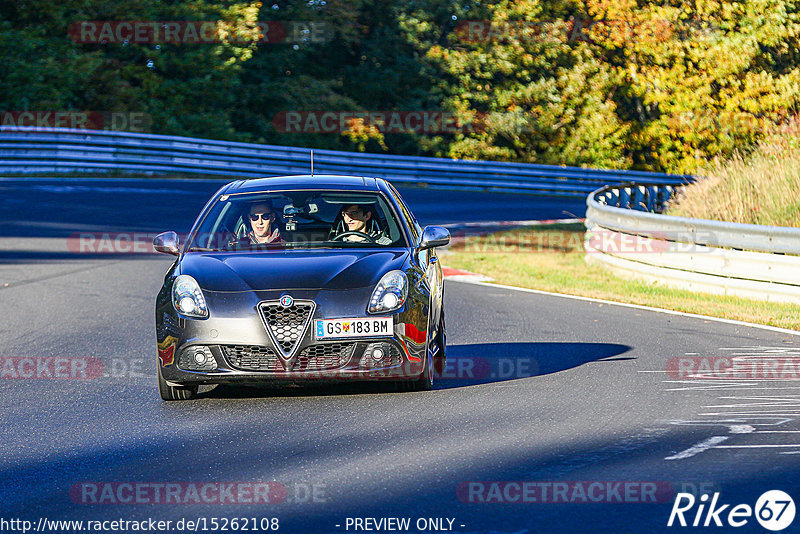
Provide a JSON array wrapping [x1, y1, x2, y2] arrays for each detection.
[[0, 127, 691, 197], [585, 183, 800, 304]]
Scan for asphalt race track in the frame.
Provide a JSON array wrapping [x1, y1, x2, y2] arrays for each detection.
[[1, 178, 799, 534]]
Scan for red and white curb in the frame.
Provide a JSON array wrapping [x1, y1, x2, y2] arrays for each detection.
[[442, 267, 493, 282]]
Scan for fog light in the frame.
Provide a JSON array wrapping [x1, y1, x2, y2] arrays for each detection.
[[372, 348, 384, 360], [177, 345, 217, 371]]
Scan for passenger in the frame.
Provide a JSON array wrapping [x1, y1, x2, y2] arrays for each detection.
[[330, 204, 391, 244]]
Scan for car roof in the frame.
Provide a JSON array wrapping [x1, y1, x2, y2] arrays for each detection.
[[227, 175, 381, 194]]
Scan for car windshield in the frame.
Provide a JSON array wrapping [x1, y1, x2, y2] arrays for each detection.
[[186, 190, 407, 252]]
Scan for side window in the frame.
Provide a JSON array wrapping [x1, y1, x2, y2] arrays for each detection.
[[385, 183, 420, 243]]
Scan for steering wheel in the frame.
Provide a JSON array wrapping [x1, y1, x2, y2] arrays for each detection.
[[331, 231, 376, 243]]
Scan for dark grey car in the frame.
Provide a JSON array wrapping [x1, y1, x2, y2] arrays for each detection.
[[153, 175, 449, 400]]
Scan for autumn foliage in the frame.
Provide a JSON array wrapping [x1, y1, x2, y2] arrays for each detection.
[[1, 0, 798, 173]]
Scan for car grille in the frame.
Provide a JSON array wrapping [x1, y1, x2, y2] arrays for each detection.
[[222, 343, 356, 372], [259, 301, 315, 357], [222, 345, 282, 372], [296, 343, 357, 371]]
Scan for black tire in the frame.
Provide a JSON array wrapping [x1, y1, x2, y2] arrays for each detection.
[[433, 308, 446, 376], [157, 364, 198, 401], [411, 348, 434, 391], [392, 348, 433, 392]]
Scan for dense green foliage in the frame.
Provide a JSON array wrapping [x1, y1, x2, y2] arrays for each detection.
[[1, 0, 798, 172]]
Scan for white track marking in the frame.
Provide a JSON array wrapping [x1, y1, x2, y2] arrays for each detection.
[[699, 412, 800, 417], [665, 436, 729, 460], [717, 396, 800, 399], [668, 418, 793, 427], [719, 347, 800, 352], [667, 386, 800, 392], [703, 402, 800, 408], [714, 444, 800, 449]]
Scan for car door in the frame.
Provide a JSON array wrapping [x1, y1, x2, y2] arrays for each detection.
[[384, 182, 442, 330]]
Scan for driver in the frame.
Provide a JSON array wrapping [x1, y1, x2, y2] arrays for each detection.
[[330, 204, 391, 244]]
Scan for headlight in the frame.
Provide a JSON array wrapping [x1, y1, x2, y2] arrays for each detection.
[[172, 275, 208, 318], [368, 270, 407, 314]]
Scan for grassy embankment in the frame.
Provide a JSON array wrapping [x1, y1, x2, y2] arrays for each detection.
[[444, 128, 800, 331], [667, 123, 800, 226]]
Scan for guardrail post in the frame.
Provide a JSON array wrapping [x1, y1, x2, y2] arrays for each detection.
[[634, 185, 647, 211], [618, 187, 631, 209], [645, 186, 657, 212], [655, 186, 673, 213]]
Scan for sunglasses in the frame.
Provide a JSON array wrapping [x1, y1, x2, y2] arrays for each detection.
[[342, 210, 363, 217], [249, 212, 274, 222]]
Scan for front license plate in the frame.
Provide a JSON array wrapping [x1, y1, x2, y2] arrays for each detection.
[[315, 317, 393, 339]]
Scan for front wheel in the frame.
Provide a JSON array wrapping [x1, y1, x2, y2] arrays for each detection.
[[157, 364, 198, 401]]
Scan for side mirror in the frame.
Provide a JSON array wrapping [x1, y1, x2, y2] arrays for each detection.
[[153, 231, 180, 255], [419, 225, 450, 250]]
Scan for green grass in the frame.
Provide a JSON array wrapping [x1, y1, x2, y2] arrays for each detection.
[[445, 223, 800, 331]]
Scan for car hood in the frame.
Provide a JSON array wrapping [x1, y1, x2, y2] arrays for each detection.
[[178, 249, 410, 292]]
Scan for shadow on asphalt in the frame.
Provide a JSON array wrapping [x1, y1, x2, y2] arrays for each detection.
[[196, 342, 632, 399], [435, 341, 633, 389]]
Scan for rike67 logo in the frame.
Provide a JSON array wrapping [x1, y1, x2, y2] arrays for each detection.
[[668, 490, 795, 531]]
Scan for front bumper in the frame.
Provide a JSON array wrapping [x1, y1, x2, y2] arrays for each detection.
[[156, 287, 429, 386], [160, 338, 425, 385]]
